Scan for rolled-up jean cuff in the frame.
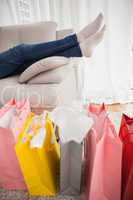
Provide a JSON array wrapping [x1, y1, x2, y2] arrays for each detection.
[[76, 44, 83, 57], [71, 34, 83, 57], [69, 44, 83, 57]]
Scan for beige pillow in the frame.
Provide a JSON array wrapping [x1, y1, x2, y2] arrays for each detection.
[[19, 56, 69, 83], [0, 21, 57, 52], [27, 64, 72, 84]]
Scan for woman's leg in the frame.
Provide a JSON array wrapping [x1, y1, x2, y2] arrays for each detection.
[[18, 34, 79, 61], [0, 34, 80, 78], [13, 44, 82, 74], [14, 25, 105, 74], [0, 15, 105, 78]]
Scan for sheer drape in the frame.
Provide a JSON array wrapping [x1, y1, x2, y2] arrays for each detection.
[[0, 0, 133, 103], [81, 0, 133, 103], [0, 0, 31, 25], [0, 0, 18, 25]]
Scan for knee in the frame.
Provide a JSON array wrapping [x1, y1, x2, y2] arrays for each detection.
[[7, 43, 27, 61], [14, 43, 27, 51], [10, 43, 28, 57]]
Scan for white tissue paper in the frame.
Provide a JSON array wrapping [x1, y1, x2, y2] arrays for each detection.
[[26, 113, 47, 148], [30, 127, 46, 148], [49, 106, 93, 143]]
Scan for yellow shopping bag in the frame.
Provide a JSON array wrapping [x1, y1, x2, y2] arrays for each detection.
[[15, 112, 60, 196]]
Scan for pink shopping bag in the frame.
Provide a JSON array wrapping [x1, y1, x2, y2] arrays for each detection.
[[0, 128, 27, 189], [84, 104, 106, 187], [10, 98, 31, 141], [84, 104, 122, 200], [0, 98, 30, 190]]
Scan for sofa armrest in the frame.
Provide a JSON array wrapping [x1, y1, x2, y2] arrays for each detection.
[[56, 29, 73, 40]]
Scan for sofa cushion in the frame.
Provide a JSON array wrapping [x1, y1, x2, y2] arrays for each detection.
[[0, 21, 57, 52], [27, 64, 72, 84], [0, 76, 60, 108], [0, 63, 77, 108], [19, 56, 69, 83]]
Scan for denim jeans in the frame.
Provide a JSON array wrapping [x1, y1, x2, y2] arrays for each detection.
[[0, 34, 82, 78]]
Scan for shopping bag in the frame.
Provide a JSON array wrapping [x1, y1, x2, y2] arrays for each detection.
[[84, 103, 106, 187], [60, 141, 83, 195], [0, 99, 30, 190], [49, 106, 93, 195], [0, 128, 27, 190], [119, 114, 133, 200], [10, 98, 31, 140], [85, 104, 122, 200], [15, 112, 60, 196], [123, 165, 133, 200]]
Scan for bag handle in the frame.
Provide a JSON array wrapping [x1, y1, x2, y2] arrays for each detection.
[[43, 116, 57, 151], [22, 113, 47, 142]]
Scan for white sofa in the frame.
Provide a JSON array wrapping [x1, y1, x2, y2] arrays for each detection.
[[0, 22, 81, 109]]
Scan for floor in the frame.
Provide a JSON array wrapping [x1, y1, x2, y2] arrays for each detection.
[[0, 189, 83, 200]]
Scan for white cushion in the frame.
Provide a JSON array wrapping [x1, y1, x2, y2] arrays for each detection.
[[19, 56, 69, 83], [27, 64, 72, 84]]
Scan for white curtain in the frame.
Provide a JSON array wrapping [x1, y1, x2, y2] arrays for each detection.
[[0, 0, 32, 25], [0, 0, 18, 25], [0, 0, 133, 103]]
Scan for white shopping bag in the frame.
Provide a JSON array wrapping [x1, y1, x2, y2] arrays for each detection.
[[49, 106, 93, 195]]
